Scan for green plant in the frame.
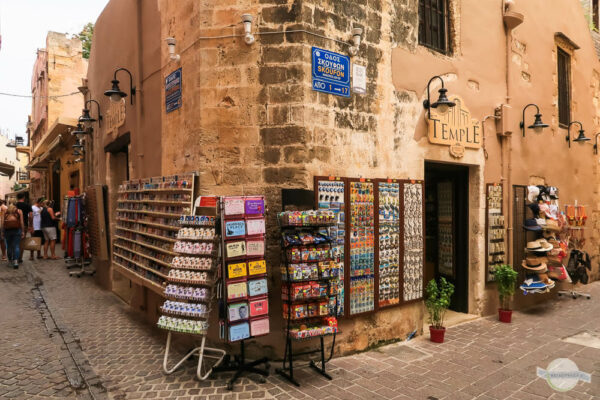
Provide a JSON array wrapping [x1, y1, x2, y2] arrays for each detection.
[[425, 277, 454, 329], [495, 264, 518, 310]]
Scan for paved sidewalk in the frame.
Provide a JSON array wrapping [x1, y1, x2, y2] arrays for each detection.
[[1, 257, 599, 399]]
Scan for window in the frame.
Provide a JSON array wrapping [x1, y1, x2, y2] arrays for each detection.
[[557, 47, 571, 127], [419, 0, 450, 54], [594, 0, 599, 30]]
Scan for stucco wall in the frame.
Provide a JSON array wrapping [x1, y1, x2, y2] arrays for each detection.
[[85, 0, 600, 357]]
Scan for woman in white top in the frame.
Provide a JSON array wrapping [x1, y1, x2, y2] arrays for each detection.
[[28, 197, 45, 260]]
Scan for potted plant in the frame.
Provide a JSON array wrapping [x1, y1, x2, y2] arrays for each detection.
[[425, 277, 454, 343], [495, 264, 518, 323]]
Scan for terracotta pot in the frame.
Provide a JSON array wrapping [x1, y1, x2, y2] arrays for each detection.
[[498, 308, 512, 323], [429, 326, 446, 343]]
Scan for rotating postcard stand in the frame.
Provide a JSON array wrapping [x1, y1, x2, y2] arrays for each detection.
[[276, 210, 339, 386], [212, 196, 270, 390], [159, 201, 226, 380]]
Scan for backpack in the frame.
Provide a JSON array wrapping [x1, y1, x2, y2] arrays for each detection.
[[4, 211, 20, 230]]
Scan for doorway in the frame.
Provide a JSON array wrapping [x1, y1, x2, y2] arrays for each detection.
[[424, 162, 469, 313]]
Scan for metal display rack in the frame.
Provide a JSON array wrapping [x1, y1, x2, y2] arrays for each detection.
[[313, 176, 426, 318], [113, 173, 197, 292], [276, 212, 339, 387], [159, 211, 226, 380], [212, 196, 270, 390]]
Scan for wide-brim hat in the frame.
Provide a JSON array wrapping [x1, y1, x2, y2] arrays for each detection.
[[527, 186, 540, 203], [522, 258, 548, 271], [548, 186, 559, 200], [524, 218, 541, 231], [526, 240, 552, 252], [536, 238, 553, 251], [544, 219, 561, 232]]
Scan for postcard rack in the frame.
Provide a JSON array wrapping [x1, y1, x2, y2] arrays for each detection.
[[276, 210, 339, 387], [212, 196, 270, 390]]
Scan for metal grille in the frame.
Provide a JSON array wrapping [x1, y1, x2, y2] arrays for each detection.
[[557, 48, 571, 127], [513, 186, 526, 280], [419, 0, 449, 54]]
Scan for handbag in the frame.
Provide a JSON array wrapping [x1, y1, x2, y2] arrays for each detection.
[[22, 236, 42, 251]]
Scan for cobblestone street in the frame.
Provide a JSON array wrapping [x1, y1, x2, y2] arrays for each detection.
[[0, 258, 598, 399]]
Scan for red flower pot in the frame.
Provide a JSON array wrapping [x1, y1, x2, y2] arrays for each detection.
[[429, 326, 446, 343], [498, 308, 512, 323]]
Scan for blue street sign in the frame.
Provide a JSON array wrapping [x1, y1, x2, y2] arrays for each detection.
[[312, 47, 350, 98], [165, 68, 182, 113]]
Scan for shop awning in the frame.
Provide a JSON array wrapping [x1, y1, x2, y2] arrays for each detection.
[[30, 116, 77, 159], [27, 134, 64, 170], [0, 161, 15, 178]]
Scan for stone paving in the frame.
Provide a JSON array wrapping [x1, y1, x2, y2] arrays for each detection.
[[1, 256, 599, 399]]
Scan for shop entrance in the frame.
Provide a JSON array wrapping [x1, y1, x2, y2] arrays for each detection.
[[424, 162, 469, 313]]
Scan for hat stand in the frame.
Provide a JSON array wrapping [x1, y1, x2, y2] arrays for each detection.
[[557, 284, 591, 300]]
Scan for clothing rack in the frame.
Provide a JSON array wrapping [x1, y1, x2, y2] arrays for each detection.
[[557, 284, 591, 299], [63, 195, 95, 277]]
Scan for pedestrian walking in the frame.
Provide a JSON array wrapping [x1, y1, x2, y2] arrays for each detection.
[[16, 193, 32, 264], [0, 199, 7, 261], [3, 202, 24, 269], [29, 197, 45, 260], [41, 200, 60, 260]]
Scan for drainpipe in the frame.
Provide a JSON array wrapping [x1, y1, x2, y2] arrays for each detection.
[[134, 0, 144, 178], [502, 0, 524, 264]]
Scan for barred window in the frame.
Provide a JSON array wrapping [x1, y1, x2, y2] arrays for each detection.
[[557, 47, 571, 127], [419, 0, 450, 54]]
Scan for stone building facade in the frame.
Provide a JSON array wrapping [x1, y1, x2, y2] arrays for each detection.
[[86, 0, 600, 356], [27, 32, 87, 208]]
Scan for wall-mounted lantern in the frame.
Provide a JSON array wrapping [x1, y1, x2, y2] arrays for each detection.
[[520, 103, 548, 137], [423, 75, 456, 119], [104, 67, 136, 105], [566, 121, 590, 148], [79, 99, 103, 128]]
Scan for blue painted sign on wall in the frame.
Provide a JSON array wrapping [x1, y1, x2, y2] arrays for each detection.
[[165, 68, 182, 113], [311, 47, 350, 98]]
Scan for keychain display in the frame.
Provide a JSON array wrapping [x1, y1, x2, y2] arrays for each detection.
[[316, 179, 346, 315], [486, 184, 505, 282], [403, 182, 424, 301], [378, 181, 400, 306], [349, 181, 375, 314]]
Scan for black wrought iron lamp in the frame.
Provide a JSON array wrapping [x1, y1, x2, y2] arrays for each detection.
[[566, 121, 590, 148], [593, 133, 600, 154], [104, 67, 136, 104], [520, 103, 548, 137], [422, 75, 456, 119], [71, 123, 91, 141], [79, 99, 103, 128]]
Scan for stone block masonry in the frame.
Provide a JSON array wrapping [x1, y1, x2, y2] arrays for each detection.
[[158, 0, 430, 355]]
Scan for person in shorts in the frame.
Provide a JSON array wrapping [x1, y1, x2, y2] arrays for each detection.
[[41, 200, 60, 260], [29, 197, 45, 260]]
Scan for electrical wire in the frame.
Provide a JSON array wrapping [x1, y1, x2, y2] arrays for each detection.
[[0, 91, 81, 99]]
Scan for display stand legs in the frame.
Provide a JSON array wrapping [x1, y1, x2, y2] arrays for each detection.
[[163, 332, 226, 381], [277, 336, 333, 387], [67, 257, 95, 277], [558, 285, 591, 299], [212, 340, 270, 390]]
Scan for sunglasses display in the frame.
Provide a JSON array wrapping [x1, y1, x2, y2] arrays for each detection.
[[486, 184, 505, 282]]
